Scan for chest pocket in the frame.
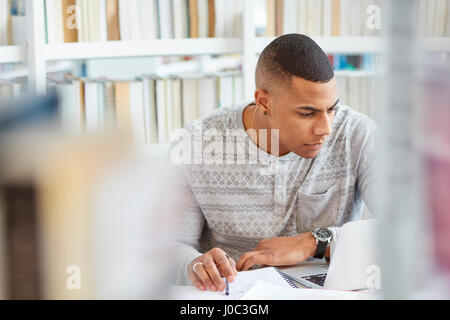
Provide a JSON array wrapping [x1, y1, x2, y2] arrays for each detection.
[[296, 184, 340, 233]]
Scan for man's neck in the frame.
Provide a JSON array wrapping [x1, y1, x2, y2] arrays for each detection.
[[243, 104, 291, 157]]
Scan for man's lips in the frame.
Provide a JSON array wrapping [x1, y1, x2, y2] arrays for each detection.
[[304, 142, 325, 150]]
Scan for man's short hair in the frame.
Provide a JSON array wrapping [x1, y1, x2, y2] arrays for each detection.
[[256, 33, 334, 90]]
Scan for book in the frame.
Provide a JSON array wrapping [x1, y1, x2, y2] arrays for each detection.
[[129, 80, 146, 144], [198, 0, 209, 38], [62, 0, 78, 42], [0, 0, 11, 45], [139, 0, 159, 40], [198, 76, 217, 117], [141, 76, 159, 143], [266, 0, 276, 37], [331, 0, 340, 36], [75, 78, 86, 132], [106, 0, 120, 41], [114, 81, 132, 132], [90, 0, 103, 42], [335, 74, 347, 106], [155, 78, 168, 143], [231, 0, 243, 37], [296, 0, 307, 35], [207, 0, 215, 37], [158, 0, 174, 39], [275, 0, 283, 36], [118, 0, 130, 40], [233, 75, 243, 104], [305, 0, 316, 36], [359, 75, 368, 116], [282, 0, 297, 34], [84, 80, 101, 132], [218, 74, 233, 108], [315, 0, 323, 36], [348, 74, 360, 112], [188, 0, 199, 38], [322, 0, 333, 37], [101, 79, 116, 131], [99, 0, 108, 41], [173, 0, 189, 39], [339, 0, 349, 36], [348, 0, 361, 36], [181, 77, 199, 125], [128, 0, 142, 41], [221, 0, 233, 38], [165, 78, 174, 139], [53, 0, 64, 43], [171, 77, 183, 135], [214, 0, 225, 37]]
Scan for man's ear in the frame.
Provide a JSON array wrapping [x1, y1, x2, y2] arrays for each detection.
[[254, 88, 270, 115]]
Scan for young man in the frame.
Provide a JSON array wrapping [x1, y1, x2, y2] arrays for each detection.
[[171, 34, 377, 292]]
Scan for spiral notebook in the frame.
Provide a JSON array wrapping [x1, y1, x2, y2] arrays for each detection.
[[169, 267, 297, 300]]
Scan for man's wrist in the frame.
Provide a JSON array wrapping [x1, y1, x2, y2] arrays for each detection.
[[296, 232, 318, 258]]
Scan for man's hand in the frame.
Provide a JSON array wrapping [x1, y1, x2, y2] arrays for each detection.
[[188, 248, 238, 291], [236, 232, 318, 271]]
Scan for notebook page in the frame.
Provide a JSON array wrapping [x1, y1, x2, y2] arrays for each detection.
[[169, 267, 294, 300]]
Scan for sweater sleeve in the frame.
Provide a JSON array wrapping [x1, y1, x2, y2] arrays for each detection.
[[172, 162, 205, 285]]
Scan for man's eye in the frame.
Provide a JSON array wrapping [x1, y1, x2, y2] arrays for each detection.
[[328, 107, 337, 113], [299, 113, 314, 117]]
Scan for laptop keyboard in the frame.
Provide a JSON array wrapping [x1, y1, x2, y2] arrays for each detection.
[[302, 273, 327, 287]]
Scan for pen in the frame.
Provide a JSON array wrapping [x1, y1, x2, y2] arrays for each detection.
[[225, 278, 229, 296], [225, 254, 233, 296]]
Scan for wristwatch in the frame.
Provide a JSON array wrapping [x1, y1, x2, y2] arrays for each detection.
[[312, 227, 333, 259]]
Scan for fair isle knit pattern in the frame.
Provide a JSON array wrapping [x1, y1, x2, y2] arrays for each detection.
[[172, 100, 377, 285]]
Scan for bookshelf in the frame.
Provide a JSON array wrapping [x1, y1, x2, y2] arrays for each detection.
[[45, 38, 243, 60], [0, 1, 449, 96]]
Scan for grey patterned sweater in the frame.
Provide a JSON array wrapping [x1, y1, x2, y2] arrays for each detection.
[[171, 99, 378, 285]]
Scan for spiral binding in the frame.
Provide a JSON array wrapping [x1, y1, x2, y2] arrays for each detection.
[[275, 268, 298, 288]]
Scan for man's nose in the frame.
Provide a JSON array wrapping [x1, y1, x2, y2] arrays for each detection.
[[313, 112, 332, 137]]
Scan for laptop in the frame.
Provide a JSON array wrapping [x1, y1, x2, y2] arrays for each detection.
[[277, 219, 378, 291]]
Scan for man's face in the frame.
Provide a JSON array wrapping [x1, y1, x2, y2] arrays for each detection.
[[266, 76, 339, 159]]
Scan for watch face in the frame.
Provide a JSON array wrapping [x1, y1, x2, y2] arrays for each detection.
[[314, 228, 332, 241]]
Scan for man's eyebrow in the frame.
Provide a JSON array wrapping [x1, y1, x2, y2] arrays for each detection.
[[296, 99, 340, 112]]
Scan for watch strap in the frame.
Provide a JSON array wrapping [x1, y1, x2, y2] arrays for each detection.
[[313, 240, 327, 259]]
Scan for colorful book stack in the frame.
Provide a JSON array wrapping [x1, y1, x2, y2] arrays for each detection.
[[50, 72, 244, 144], [329, 53, 379, 71], [44, 0, 243, 43]]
